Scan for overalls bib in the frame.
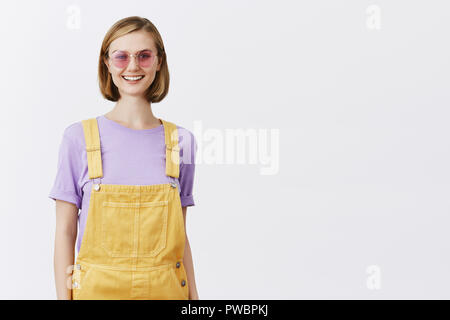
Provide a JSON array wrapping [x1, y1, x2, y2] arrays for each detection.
[[71, 117, 189, 300]]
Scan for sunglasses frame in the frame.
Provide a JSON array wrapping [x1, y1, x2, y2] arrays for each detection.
[[107, 49, 158, 69]]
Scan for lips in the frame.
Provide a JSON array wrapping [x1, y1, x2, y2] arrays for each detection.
[[122, 75, 145, 81]]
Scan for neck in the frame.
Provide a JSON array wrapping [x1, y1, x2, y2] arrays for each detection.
[[105, 95, 161, 129]]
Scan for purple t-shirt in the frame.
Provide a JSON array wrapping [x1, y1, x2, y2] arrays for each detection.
[[49, 114, 197, 253]]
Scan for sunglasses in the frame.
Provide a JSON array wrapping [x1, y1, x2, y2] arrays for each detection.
[[108, 49, 157, 68]]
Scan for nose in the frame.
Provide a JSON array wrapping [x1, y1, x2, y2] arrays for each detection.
[[127, 54, 140, 71]]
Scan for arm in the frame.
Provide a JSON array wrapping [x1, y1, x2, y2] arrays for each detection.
[[182, 206, 199, 300], [54, 200, 78, 300]]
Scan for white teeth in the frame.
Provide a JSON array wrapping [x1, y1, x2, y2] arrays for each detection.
[[122, 75, 144, 81]]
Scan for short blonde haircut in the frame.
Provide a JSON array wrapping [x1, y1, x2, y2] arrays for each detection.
[[98, 16, 169, 103]]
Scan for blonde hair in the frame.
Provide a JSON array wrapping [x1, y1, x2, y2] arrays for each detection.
[[98, 16, 169, 103]]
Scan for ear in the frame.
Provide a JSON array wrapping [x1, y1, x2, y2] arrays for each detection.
[[156, 56, 162, 72], [103, 56, 110, 72]]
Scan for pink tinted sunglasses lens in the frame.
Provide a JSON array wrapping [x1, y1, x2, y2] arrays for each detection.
[[111, 51, 128, 68], [137, 50, 154, 67], [111, 50, 154, 68]]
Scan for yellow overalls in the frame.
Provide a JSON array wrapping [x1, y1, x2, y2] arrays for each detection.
[[71, 117, 189, 300]]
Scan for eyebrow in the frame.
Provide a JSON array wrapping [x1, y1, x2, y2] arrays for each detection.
[[111, 48, 153, 54]]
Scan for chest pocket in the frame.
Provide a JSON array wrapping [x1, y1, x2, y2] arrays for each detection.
[[100, 193, 169, 258]]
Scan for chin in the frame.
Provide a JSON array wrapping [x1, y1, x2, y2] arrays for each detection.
[[120, 89, 148, 97]]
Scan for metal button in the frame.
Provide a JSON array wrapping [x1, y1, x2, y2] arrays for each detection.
[[76, 264, 81, 270], [176, 261, 180, 268], [93, 183, 100, 191], [181, 280, 186, 287], [170, 182, 177, 188], [73, 281, 78, 288]]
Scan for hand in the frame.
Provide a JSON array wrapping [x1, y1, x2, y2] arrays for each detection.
[[189, 291, 199, 300]]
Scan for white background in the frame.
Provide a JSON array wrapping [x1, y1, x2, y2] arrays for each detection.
[[0, 0, 449, 299]]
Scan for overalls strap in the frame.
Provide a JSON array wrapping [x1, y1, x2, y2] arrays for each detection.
[[81, 118, 103, 179], [80, 117, 179, 179], [161, 119, 180, 179]]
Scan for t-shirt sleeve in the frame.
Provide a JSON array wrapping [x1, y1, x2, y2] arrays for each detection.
[[48, 127, 83, 210], [178, 129, 197, 207]]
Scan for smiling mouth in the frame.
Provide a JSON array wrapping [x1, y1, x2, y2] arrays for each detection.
[[122, 75, 145, 81]]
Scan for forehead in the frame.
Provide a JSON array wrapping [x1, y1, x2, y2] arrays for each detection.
[[109, 30, 157, 53]]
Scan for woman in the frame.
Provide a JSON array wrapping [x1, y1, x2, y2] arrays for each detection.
[[49, 16, 199, 300]]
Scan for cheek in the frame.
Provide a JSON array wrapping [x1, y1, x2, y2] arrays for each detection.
[[111, 73, 122, 86], [111, 71, 126, 83], [144, 72, 156, 82]]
